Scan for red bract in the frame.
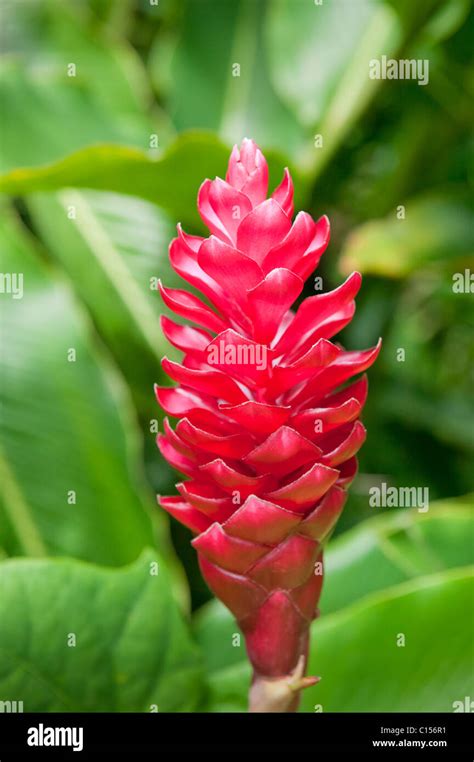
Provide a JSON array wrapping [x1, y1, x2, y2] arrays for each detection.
[[156, 139, 380, 712]]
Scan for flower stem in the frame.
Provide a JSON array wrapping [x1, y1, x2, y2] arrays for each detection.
[[248, 655, 319, 713]]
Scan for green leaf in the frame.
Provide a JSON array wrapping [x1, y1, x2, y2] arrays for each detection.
[[0, 1, 166, 172], [154, 0, 240, 131], [26, 189, 178, 419], [339, 195, 474, 277], [152, 0, 306, 156], [205, 568, 474, 712], [0, 133, 306, 229], [265, 0, 402, 173], [321, 495, 474, 614], [420, 0, 471, 44], [303, 568, 474, 712], [194, 500, 474, 676], [379, 385, 474, 452], [0, 549, 204, 711], [0, 207, 165, 566]]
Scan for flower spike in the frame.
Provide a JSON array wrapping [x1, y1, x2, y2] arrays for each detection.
[[156, 139, 380, 712]]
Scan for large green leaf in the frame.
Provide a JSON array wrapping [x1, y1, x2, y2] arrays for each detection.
[[339, 195, 474, 277], [194, 500, 474, 675], [0, 207, 169, 567], [204, 568, 474, 712], [0, 140, 225, 229], [26, 190, 178, 419], [0, 133, 305, 229], [0, 550, 204, 711]]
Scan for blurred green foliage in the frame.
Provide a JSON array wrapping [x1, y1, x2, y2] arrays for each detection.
[[0, 0, 473, 711]]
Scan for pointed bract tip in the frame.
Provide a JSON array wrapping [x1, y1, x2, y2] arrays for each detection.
[[290, 675, 321, 692]]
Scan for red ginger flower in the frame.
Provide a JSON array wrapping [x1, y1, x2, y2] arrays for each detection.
[[156, 139, 380, 712]]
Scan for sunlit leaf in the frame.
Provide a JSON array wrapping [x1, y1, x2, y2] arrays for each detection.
[[266, 0, 402, 172], [0, 133, 305, 229], [340, 196, 474, 277]]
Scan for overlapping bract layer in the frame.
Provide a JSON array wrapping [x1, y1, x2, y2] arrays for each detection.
[[156, 139, 380, 681]]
